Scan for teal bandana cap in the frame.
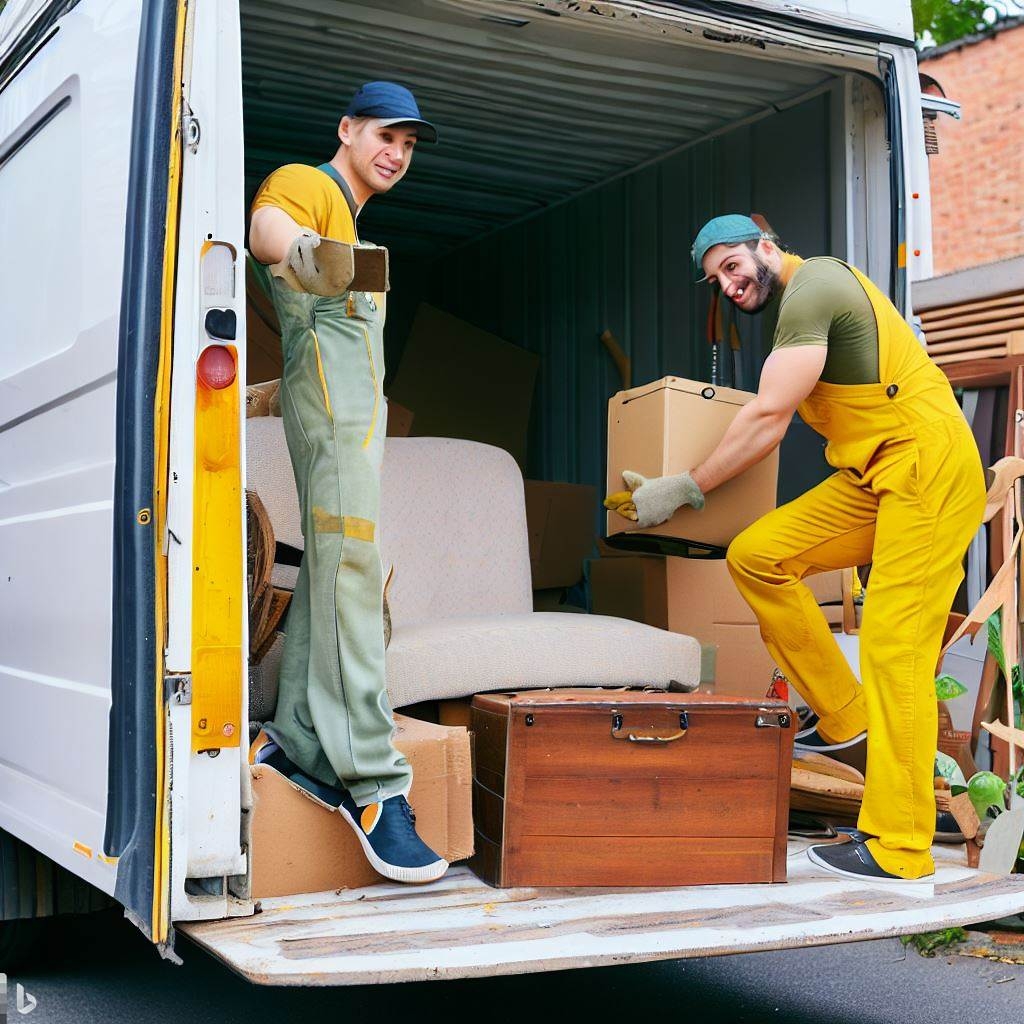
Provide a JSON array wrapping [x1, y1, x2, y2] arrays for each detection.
[[692, 214, 764, 281]]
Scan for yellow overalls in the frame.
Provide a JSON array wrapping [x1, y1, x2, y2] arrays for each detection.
[[727, 256, 985, 878]]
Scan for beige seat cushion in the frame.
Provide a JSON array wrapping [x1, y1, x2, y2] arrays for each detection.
[[386, 612, 700, 708]]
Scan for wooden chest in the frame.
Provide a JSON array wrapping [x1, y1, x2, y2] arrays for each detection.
[[470, 690, 794, 887]]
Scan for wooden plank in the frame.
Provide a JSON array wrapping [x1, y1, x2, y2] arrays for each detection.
[[932, 346, 1007, 366], [940, 356, 1024, 388], [517, 776, 777, 837], [921, 292, 1024, 323], [921, 303, 1024, 333], [927, 318, 1024, 345], [509, 835, 776, 886], [179, 851, 1024, 986], [927, 334, 1010, 356]]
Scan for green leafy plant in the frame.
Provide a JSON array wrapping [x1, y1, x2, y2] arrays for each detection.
[[900, 927, 968, 956]]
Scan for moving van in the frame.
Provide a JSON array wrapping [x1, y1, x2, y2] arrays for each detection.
[[3, 0, 1022, 985]]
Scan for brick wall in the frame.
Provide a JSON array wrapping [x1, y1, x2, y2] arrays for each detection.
[[921, 23, 1024, 276]]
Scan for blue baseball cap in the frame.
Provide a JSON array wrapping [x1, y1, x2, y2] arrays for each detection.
[[691, 214, 764, 281], [345, 81, 437, 143]]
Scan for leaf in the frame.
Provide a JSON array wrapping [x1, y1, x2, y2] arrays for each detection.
[[935, 751, 968, 788], [935, 674, 968, 701]]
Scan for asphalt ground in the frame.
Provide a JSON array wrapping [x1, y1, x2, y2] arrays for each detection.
[[7, 907, 1024, 1024]]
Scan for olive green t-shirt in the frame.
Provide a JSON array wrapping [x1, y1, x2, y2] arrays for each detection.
[[772, 257, 879, 384]]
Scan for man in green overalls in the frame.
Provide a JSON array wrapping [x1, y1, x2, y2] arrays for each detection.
[[248, 82, 447, 883]]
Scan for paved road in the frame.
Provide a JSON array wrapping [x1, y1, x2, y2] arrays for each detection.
[[8, 908, 1024, 1023]]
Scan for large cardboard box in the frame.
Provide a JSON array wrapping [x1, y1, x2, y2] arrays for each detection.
[[388, 304, 540, 470], [524, 481, 596, 589], [588, 554, 668, 628], [249, 715, 473, 898], [606, 377, 779, 550], [665, 558, 776, 699]]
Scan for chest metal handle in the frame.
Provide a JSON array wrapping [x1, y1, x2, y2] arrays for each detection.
[[611, 710, 689, 742]]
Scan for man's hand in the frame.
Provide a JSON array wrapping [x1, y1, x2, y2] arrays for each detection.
[[604, 470, 705, 529]]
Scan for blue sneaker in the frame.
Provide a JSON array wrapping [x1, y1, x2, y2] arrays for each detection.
[[254, 737, 449, 883], [338, 793, 449, 884]]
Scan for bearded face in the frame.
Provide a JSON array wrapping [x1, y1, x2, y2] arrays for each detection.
[[702, 243, 781, 314]]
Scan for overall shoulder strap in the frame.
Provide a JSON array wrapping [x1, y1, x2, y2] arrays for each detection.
[[316, 162, 359, 229]]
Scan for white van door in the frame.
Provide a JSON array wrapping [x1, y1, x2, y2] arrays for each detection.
[[0, 0, 186, 946], [0, 0, 145, 897]]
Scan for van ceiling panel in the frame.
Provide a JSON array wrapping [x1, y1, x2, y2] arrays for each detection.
[[241, 0, 836, 258]]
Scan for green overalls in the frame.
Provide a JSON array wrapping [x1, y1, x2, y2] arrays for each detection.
[[256, 165, 411, 805]]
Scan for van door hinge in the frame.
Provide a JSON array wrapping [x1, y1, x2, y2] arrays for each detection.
[[182, 101, 200, 154], [165, 673, 192, 705]]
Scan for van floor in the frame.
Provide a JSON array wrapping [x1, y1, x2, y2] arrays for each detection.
[[179, 843, 1024, 985]]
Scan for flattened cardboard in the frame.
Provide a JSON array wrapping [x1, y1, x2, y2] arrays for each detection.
[[524, 481, 597, 589], [606, 377, 779, 549], [388, 304, 539, 470], [249, 715, 473, 898]]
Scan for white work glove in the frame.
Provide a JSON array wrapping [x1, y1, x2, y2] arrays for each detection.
[[604, 470, 705, 529], [283, 230, 323, 292]]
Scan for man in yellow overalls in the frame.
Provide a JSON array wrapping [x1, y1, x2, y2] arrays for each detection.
[[248, 82, 447, 883], [606, 215, 985, 882]]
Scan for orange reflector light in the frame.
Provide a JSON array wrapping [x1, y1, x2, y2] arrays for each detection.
[[197, 345, 236, 389]]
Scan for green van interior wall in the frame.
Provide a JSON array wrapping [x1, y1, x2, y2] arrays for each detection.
[[385, 94, 838, 512]]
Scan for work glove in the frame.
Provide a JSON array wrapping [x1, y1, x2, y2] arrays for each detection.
[[282, 230, 324, 293], [604, 470, 705, 529]]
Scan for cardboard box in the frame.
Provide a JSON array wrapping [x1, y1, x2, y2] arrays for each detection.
[[588, 555, 668, 628], [665, 559, 777, 699], [249, 715, 473, 898], [524, 481, 597, 589], [708, 622, 779, 699], [389, 304, 539, 470], [606, 377, 779, 550]]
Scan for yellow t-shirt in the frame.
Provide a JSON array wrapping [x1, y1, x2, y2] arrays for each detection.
[[250, 163, 357, 244]]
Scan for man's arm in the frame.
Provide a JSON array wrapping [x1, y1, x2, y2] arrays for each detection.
[[690, 344, 826, 494], [249, 206, 307, 265]]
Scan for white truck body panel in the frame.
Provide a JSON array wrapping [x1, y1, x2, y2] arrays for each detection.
[[0, 0, 143, 896]]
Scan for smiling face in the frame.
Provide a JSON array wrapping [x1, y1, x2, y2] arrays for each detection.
[[702, 240, 781, 314], [337, 116, 418, 203]]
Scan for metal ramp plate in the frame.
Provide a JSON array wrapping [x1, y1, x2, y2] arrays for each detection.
[[179, 844, 1024, 986]]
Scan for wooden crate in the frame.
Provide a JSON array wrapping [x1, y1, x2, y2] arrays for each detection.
[[470, 690, 794, 887]]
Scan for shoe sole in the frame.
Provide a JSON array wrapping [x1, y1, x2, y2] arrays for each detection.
[[806, 845, 934, 884], [337, 803, 449, 884], [837, 828, 965, 845], [794, 731, 867, 752]]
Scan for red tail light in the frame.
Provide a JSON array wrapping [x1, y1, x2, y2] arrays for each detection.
[[197, 344, 236, 389]]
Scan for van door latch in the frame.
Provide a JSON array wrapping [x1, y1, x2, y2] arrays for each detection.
[[165, 673, 192, 705], [182, 101, 201, 154]]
